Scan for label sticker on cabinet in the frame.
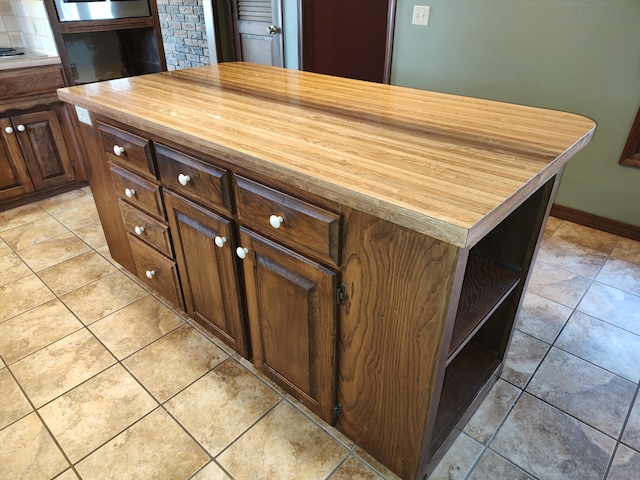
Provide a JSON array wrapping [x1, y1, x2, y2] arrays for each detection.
[[75, 105, 92, 126]]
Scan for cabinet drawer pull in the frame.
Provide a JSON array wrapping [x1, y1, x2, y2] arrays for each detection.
[[269, 215, 284, 229], [178, 173, 191, 186], [114, 145, 125, 156], [4, 126, 13, 134], [134, 226, 145, 235], [145, 270, 156, 279], [125, 188, 136, 198], [236, 247, 249, 259], [215, 236, 227, 248]]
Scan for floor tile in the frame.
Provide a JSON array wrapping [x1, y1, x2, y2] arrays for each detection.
[[0, 238, 11, 256], [490, 393, 615, 480], [17, 231, 90, 271], [464, 378, 521, 444], [541, 216, 563, 243], [39, 364, 157, 463], [217, 401, 348, 480], [90, 295, 184, 359], [577, 282, 640, 335], [0, 203, 48, 233], [191, 462, 232, 480], [500, 330, 549, 388], [428, 433, 483, 480], [73, 222, 108, 249], [329, 456, 383, 479], [53, 200, 100, 231], [596, 258, 640, 296], [11, 328, 116, 407], [622, 396, 640, 451], [0, 367, 32, 430], [0, 214, 68, 251], [516, 291, 573, 343], [527, 261, 591, 308], [56, 469, 80, 480], [607, 444, 640, 480], [612, 237, 640, 265], [537, 236, 610, 278], [166, 359, 279, 456], [526, 347, 635, 438], [552, 221, 620, 252], [75, 408, 209, 480], [124, 324, 228, 402], [0, 413, 69, 480], [468, 450, 534, 480], [38, 189, 94, 215], [38, 250, 117, 296], [0, 299, 83, 364], [60, 271, 147, 325], [555, 311, 640, 383], [0, 275, 55, 323], [0, 252, 31, 287]]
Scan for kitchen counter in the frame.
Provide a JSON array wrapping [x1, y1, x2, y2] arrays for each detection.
[[0, 48, 60, 71], [57, 62, 595, 247]]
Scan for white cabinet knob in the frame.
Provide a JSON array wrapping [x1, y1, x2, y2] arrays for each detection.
[[124, 188, 136, 198], [269, 215, 284, 229], [134, 226, 145, 235], [4, 126, 13, 134], [113, 145, 125, 156], [17, 125, 25, 132], [145, 270, 156, 279], [178, 173, 191, 186], [236, 247, 249, 259], [214, 236, 227, 248]]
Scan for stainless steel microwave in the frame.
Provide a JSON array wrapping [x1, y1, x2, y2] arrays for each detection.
[[53, 0, 150, 22]]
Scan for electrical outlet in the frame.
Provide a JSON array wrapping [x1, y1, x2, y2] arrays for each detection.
[[75, 105, 92, 126], [412, 5, 430, 26]]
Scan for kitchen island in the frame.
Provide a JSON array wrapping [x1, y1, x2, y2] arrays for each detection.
[[58, 63, 595, 479]]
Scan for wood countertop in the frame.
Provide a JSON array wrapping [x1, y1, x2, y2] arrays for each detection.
[[57, 63, 595, 247]]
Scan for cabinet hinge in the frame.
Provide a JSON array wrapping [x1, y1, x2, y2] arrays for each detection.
[[337, 283, 346, 305], [334, 403, 342, 420]]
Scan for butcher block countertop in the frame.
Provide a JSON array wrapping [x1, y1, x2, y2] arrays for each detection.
[[57, 62, 595, 247]]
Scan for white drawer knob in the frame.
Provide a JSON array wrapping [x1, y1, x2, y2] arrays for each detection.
[[178, 174, 191, 186], [4, 126, 13, 134], [215, 236, 227, 248], [125, 188, 136, 198], [114, 145, 125, 156], [17, 124, 25, 132], [236, 247, 249, 259], [145, 270, 156, 279], [269, 215, 284, 229], [134, 226, 145, 235]]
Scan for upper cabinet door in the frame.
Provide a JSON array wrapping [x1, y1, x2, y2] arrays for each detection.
[[237, 226, 338, 424], [11, 107, 76, 191], [231, 0, 283, 66]]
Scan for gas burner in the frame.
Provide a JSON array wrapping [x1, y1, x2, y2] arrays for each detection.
[[0, 47, 25, 57]]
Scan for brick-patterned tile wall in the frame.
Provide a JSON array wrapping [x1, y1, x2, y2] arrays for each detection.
[[156, 0, 209, 70]]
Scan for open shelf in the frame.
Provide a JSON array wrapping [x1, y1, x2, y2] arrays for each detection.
[[448, 255, 521, 361]]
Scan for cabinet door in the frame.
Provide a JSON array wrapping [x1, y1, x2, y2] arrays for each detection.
[[11, 107, 76, 191], [0, 117, 34, 202], [238, 227, 338, 424], [164, 190, 249, 357]]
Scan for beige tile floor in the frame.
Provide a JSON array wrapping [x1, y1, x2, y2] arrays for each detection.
[[0, 188, 639, 480]]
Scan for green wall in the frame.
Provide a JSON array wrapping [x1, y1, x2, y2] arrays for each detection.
[[391, 0, 640, 227]]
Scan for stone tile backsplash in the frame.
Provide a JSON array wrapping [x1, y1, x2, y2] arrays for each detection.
[[0, 0, 57, 55]]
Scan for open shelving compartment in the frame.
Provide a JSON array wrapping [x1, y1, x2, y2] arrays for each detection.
[[425, 175, 558, 468]]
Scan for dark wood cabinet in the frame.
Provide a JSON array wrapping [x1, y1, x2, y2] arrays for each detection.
[[0, 117, 35, 202], [238, 227, 338, 424]]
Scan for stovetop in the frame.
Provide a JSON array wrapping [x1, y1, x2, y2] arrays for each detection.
[[0, 47, 25, 57]]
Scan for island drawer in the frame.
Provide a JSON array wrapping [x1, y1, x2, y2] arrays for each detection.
[[110, 163, 165, 219], [155, 144, 233, 215], [118, 199, 172, 258], [129, 235, 184, 310], [98, 122, 156, 179], [235, 176, 340, 266]]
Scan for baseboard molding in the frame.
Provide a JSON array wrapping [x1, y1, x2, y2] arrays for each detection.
[[551, 204, 640, 242]]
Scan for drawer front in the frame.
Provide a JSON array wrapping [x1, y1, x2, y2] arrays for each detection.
[[235, 176, 341, 266], [118, 199, 172, 257], [110, 163, 165, 219], [155, 144, 232, 214], [98, 122, 156, 179], [129, 235, 184, 310]]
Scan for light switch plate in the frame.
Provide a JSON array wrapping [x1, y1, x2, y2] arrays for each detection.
[[75, 105, 92, 126], [412, 5, 430, 26]]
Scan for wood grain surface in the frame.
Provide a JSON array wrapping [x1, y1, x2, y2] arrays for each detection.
[[58, 63, 595, 247]]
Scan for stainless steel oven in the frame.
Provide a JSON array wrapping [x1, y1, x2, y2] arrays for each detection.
[[53, 0, 150, 22]]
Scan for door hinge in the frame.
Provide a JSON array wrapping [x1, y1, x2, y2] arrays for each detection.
[[334, 403, 342, 420], [337, 283, 346, 305]]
